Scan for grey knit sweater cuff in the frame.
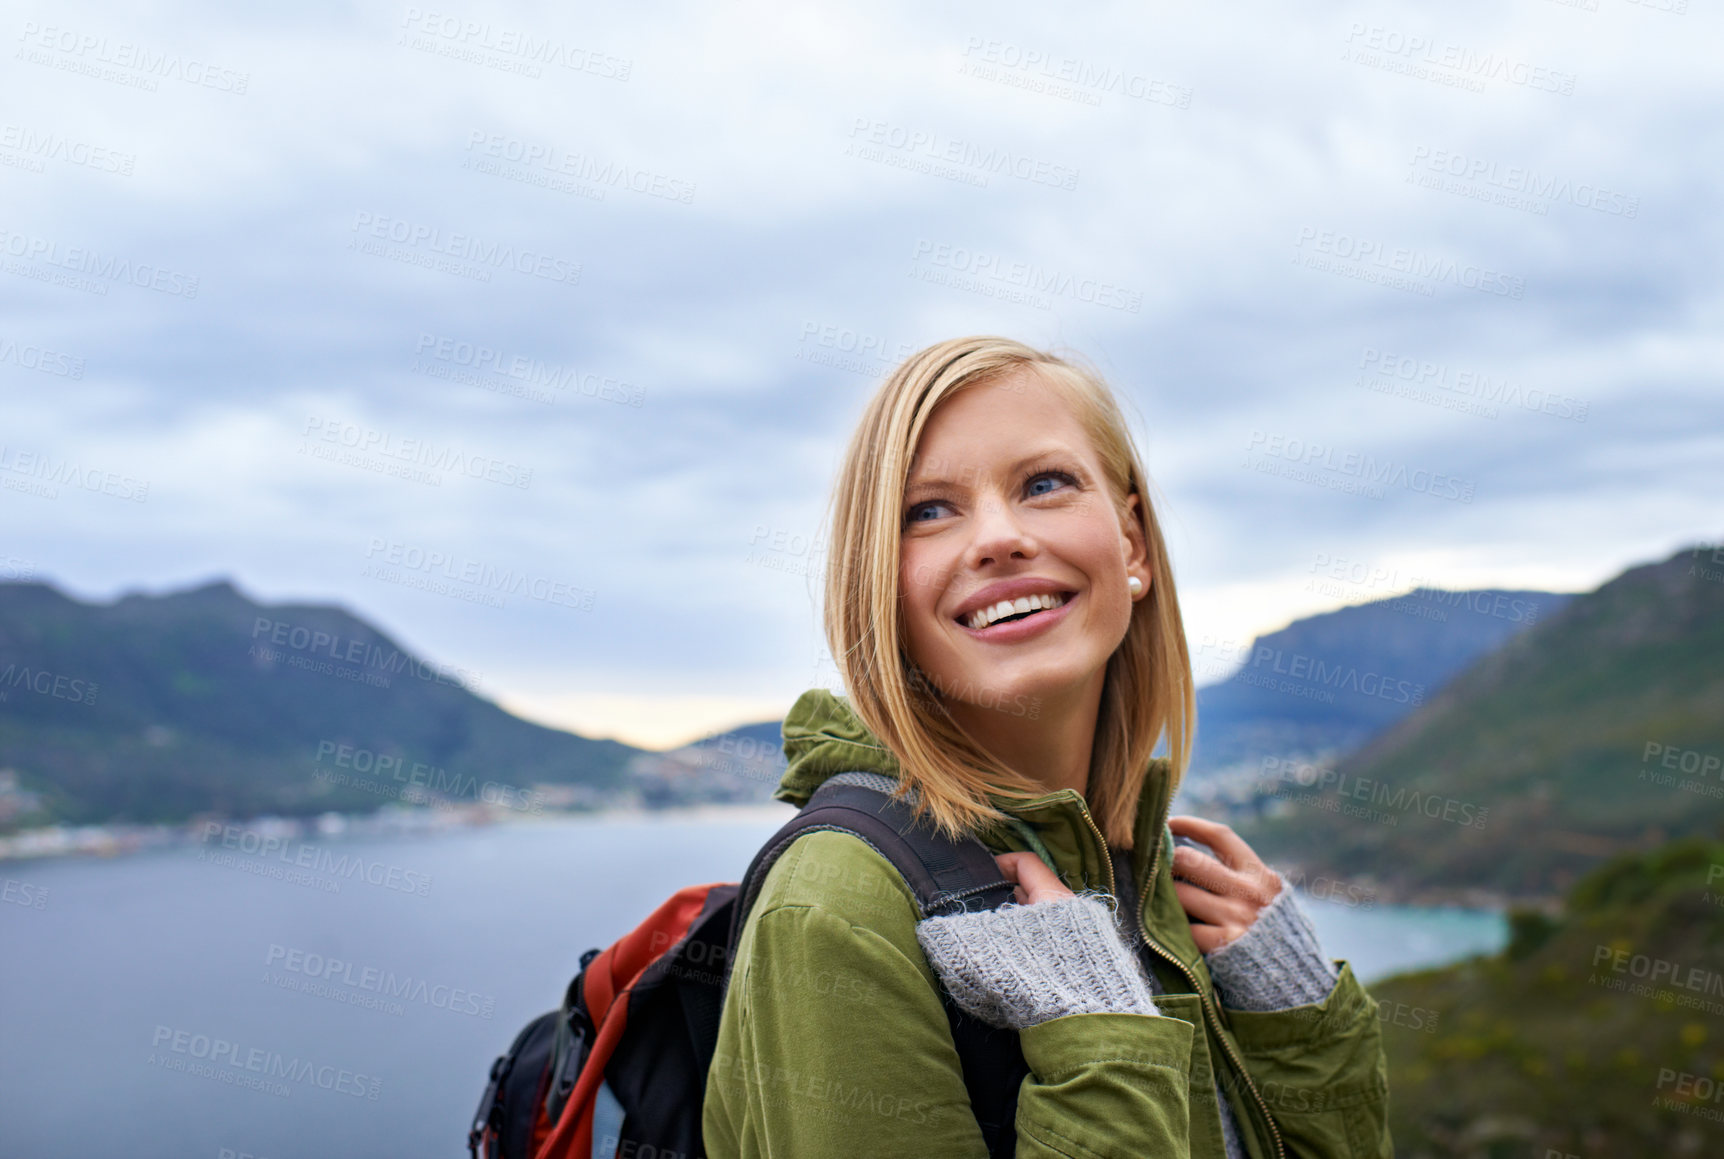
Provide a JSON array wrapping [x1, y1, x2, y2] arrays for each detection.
[[1204, 884, 1340, 1012], [915, 894, 1162, 1030]]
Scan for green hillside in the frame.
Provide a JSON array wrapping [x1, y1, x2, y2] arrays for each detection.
[[1374, 836, 1724, 1156], [0, 579, 638, 827], [1191, 587, 1565, 773], [1244, 546, 1724, 899]]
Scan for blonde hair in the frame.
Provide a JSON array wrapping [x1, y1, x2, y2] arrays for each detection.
[[824, 336, 1194, 847]]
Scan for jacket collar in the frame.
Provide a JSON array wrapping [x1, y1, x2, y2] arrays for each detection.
[[773, 689, 1203, 974]]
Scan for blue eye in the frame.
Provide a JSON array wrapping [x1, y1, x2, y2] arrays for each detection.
[[1026, 471, 1075, 498], [906, 501, 951, 523]]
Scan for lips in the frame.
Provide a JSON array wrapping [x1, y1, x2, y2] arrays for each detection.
[[952, 579, 1078, 634], [963, 591, 1067, 630]]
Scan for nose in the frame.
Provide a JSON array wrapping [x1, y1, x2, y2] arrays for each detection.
[[964, 495, 1038, 570]]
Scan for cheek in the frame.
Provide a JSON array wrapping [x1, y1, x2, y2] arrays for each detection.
[[898, 553, 946, 644], [1063, 514, 1128, 584], [1066, 522, 1132, 632], [1092, 586, 1135, 651]]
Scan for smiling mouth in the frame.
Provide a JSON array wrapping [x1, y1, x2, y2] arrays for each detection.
[[961, 592, 1071, 631]]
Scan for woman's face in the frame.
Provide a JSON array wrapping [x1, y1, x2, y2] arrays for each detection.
[[898, 370, 1149, 720]]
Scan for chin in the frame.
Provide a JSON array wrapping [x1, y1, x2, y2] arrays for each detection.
[[937, 656, 1099, 716]]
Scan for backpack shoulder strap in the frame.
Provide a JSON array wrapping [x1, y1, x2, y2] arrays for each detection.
[[726, 773, 1027, 1159], [728, 776, 1014, 959]]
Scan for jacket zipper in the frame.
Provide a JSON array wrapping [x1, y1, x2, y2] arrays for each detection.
[[1027, 792, 1289, 1159], [1138, 821, 1287, 1159]]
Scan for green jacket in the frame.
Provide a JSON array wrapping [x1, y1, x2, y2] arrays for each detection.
[[702, 690, 1392, 1158]]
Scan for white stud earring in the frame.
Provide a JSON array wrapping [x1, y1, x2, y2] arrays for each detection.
[[1128, 576, 1144, 596]]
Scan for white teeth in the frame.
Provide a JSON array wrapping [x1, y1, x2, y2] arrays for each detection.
[[965, 591, 1066, 629]]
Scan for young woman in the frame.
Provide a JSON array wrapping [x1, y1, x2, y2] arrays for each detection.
[[703, 338, 1392, 1157]]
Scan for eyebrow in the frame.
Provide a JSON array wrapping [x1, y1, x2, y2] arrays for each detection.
[[904, 445, 1084, 494]]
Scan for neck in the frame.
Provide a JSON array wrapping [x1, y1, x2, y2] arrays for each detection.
[[943, 671, 1105, 798]]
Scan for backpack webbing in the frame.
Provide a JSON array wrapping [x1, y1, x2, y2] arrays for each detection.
[[470, 777, 1035, 1159], [726, 778, 1031, 1158]]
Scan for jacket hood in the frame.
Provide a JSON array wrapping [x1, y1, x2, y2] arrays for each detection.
[[774, 687, 1194, 972], [774, 688, 901, 806], [773, 688, 1176, 847]]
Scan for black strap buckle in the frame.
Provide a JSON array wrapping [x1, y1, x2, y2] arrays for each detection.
[[466, 1054, 510, 1158]]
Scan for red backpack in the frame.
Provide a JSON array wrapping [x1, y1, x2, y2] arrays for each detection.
[[467, 777, 1031, 1159]]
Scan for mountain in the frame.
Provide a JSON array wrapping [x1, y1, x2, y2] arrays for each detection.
[[699, 720, 785, 752], [1190, 587, 1568, 773], [1372, 836, 1724, 1155], [0, 579, 640, 827], [613, 583, 1570, 800], [1242, 546, 1724, 899], [627, 719, 788, 808]]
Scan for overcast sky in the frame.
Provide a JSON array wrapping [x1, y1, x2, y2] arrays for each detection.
[[2, 1, 1717, 747]]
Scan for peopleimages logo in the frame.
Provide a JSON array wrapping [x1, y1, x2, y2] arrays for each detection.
[[1407, 146, 1638, 218], [3, 878, 49, 909], [463, 131, 696, 204], [1244, 645, 1426, 705], [250, 615, 480, 691], [1293, 227, 1524, 300], [0, 662, 98, 705], [1592, 945, 1724, 997], [264, 944, 496, 1018], [957, 37, 1192, 109], [1654, 1068, 1724, 1123], [0, 445, 150, 502], [1359, 347, 1588, 422], [197, 822, 433, 896], [16, 22, 251, 94], [398, 9, 633, 80], [1642, 742, 1723, 780], [1246, 431, 1476, 504], [0, 334, 84, 378], [909, 240, 1142, 313], [1259, 756, 1489, 829], [413, 334, 644, 408], [1341, 24, 1577, 96], [301, 416, 533, 488], [348, 212, 580, 285], [313, 741, 542, 814], [148, 1026, 380, 1099], [0, 227, 199, 298], [795, 320, 919, 377], [846, 118, 1080, 191], [0, 123, 136, 175], [361, 538, 597, 612]]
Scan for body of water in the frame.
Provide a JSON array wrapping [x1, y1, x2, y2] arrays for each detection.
[[0, 810, 1504, 1157]]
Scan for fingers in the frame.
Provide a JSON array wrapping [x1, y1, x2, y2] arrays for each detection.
[[1171, 846, 1281, 908], [1167, 815, 1260, 871], [1174, 880, 1255, 935], [995, 852, 1051, 889], [1167, 815, 1261, 872], [1173, 879, 1233, 927], [994, 852, 1028, 905], [1169, 825, 1283, 950], [1186, 921, 1230, 955], [993, 851, 1074, 906]]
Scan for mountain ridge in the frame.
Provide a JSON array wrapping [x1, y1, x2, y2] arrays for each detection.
[[1189, 585, 1568, 774], [1241, 545, 1724, 899], [0, 577, 640, 827]]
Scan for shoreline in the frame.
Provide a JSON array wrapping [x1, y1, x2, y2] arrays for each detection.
[[0, 799, 796, 865], [3, 805, 1546, 912]]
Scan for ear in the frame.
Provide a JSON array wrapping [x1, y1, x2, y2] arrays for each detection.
[[1121, 493, 1151, 597]]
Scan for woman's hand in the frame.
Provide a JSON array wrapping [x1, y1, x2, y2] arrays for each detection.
[[994, 851, 1074, 906], [1167, 816, 1283, 954]]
